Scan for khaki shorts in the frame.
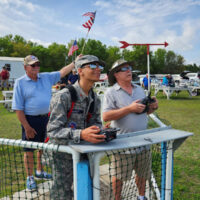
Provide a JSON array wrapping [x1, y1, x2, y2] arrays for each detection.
[[111, 149, 151, 181], [1, 79, 9, 88]]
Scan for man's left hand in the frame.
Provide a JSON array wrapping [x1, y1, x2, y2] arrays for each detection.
[[148, 96, 158, 113]]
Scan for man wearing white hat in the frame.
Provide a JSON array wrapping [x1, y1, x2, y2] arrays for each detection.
[[103, 59, 158, 200]]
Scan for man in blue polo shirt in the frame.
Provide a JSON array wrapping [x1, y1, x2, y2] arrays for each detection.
[[142, 74, 151, 90], [12, 55, 78, 191], [68, 69, 79, 84]]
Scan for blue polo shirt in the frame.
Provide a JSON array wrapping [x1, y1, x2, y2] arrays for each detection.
[[143, 76, 151, 87], [68, 74, 78, 84], [12, 72, 60, 115]]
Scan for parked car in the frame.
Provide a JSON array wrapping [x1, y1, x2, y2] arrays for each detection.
[[186, 72, 200, 82], [132, 70, 141, 85]]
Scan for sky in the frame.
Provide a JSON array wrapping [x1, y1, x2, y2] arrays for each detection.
[[0, 0, 200, 65]]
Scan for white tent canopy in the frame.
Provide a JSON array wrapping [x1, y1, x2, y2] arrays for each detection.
[[0, 56, 25, 79]]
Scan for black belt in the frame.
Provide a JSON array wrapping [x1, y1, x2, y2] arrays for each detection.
[[37, 114, 48, 117], [26, 114, 48, 117]]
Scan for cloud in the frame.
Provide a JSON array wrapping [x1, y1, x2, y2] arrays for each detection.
[[29, 38, 51, 47], [94, 0, 200, 64], [0, 0, 38, 12], [95, 1, 111, 8], [0, 0, 73, 44], [0, 0, 200, 65]]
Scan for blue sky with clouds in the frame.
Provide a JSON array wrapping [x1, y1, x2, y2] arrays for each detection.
[[0, 0, 200, 65]]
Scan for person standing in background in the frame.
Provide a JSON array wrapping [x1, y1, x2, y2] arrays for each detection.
[[12, 54, 79, 191], [162, 75, 169, 86], [68, 69, 79, 84], [0, 66, 10, 90], [142, 74, 151, 90]]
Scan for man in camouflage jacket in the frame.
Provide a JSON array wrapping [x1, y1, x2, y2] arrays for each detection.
[[47, 55, 106, 200]]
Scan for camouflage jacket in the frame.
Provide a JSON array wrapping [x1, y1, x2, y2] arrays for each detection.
[[47, 81, 102, 145]]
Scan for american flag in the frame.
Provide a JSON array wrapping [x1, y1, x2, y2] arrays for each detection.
[[68, 40, 79, 57], [83, 12, 96, 18], [82, 11, 96, 31]]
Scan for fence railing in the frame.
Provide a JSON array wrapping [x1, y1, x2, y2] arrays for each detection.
[[0, 114, 193, 200]]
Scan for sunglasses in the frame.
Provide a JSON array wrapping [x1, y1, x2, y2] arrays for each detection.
[[116, 66, 132, 72], [82, 63, 104, 71], [30, 63, 40, 68]]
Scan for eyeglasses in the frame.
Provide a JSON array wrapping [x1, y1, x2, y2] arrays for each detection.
[[30, 63, 40, 68], [116, 66, 132, 72], [82, 63, 104, 71]]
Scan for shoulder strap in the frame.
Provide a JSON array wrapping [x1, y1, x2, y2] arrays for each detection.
[[67, 85, 95, 114], [88, 89, 95, 113], [87, 89, 95, 123], [48, 86, 95, 124], [66, 85, 77, 118], [46, 85, 77, 143], [66, 85, 78, 102], [48, 85, 78, 119]]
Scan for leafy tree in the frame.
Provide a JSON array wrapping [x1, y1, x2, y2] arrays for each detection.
[[175, 55, 185, 73], [83, 39, 108, 60], [0, 34, 14, 56], [165, 51, 176, 74], [152, 48, 167, 74], [47, 43, 68, 71], [11, 42, 31, 57], [0, 34, 198, 75], [105, 46, 121, 72], [122, 48, 134, 62], [13, 35, 27, 44], [185, 63, 200, 72], [130, 46, 149, 73], [67, 38, 109, 68], [164, 51, 185, 74], [74, 38, 109, 73], [31, 45, 51, 72]]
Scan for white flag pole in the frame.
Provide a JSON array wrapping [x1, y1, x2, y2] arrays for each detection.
[[81, 31, 89, 54]]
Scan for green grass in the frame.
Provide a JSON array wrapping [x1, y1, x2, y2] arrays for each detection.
[[0, 91, 21, 139], [155, 90, 200, 199], [0, 90, 200, 199], [0, 145, 51, 198]]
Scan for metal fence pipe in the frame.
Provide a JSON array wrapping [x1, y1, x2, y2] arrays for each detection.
[[165, 140, 174, 200], [92, 152, 105, 200], [149, 114, 167, 128]]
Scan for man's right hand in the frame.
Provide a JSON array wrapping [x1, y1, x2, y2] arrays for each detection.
[[80, 125, 106, 143], [24, 126, 37, 140], [75, 54, 83, 62], [128, 99, 146, 114]]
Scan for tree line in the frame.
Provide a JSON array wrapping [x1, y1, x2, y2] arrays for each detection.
[[0, 34, 199, 74]]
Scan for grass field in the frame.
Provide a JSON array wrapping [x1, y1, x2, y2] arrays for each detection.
[[0, 89, 200, 199], [155, 91, 200, 200]]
